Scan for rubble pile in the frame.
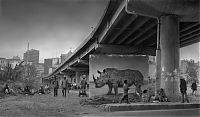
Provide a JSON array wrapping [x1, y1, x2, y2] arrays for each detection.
[[80, 93, 141, 106]]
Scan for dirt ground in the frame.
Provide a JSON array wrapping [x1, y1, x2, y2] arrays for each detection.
[[0, 90, 104, 117], [0, 86, 199, 117]]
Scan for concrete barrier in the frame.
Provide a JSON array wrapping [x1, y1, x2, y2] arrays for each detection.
[[100, 102, 200, 112]]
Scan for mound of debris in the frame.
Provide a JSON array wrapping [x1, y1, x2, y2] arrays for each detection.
[[80, 93, 141, 106]]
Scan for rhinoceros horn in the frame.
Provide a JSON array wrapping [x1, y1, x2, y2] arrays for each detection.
[[97, 70, 101, 74], [93, 75, 96, 82]]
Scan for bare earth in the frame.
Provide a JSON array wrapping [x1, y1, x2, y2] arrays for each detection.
[[0, 90, 104, 117], [0, 87, 199, 117]]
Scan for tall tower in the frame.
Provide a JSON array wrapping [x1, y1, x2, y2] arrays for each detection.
[[27, 42, 29, 51]]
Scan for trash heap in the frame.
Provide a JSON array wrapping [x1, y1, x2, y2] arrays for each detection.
[[80, 93, 141, 106]]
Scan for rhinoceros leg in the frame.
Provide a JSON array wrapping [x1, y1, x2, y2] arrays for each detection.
[[135, 84, 142, 97], [113, 83, 118, 95], [107, 81, 113, 95]]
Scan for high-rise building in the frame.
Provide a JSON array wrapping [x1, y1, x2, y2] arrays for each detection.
[[0, 58, 7, 70], [60, 50, 73, 63], [34, 63, 44, 78], [12, 56, 20, 60], [23, 49, 39, 64], [6, 58, 21, 69], [44, 58, 60, 75]]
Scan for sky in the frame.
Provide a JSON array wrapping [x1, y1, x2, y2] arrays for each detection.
[[0, 0, 199, 63], [0, 0, 108, 62]]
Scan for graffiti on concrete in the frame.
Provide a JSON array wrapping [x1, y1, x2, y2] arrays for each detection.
[[93, 68, 144, 95]]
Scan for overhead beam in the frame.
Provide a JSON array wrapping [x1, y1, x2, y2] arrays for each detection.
[[98, 1, 127, 43], [181, 36, 200, 47], [67, 67, 89, 72], [79, 41, 97, 60], [69, 60, 78, 67], [135, 29, 157, 45], [109, 15, 137, 44], [61, 65, 88, 72], [117, 17, 150, 44], [137, 47, 156, 56], [78, 59, 89, 66], [126, 21, 157, 44], [180, 28, 200, 38], [95, 44, 142, 54], [180, 23, 199, 33], [181, 32, 200, 42]]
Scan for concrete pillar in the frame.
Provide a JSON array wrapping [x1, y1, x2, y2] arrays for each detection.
[[155, 18, 161, 95], [76, 71, 81, 86], [160, 15, 180, 101]]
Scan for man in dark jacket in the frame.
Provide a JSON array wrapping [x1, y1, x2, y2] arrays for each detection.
[[53, 76, 59, 97], [180, 78, 189, 103]]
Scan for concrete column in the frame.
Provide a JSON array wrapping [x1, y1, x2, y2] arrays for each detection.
[[160, 15, 180, 101], [76, 71, 81, 86], [155, 18, 161, 95]]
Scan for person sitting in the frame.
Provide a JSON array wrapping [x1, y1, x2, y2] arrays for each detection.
[[142, 89, 149, 102], [38, 86, 45, 94], [24, 86, 32, 95], [44, 84, 50, 93], [3, 84, 10, 94], [158, 88, 169, 102]]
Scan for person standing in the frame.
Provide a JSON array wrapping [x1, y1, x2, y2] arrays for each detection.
[[61, 77, 68, 97], [79, 75, 87, 96], [53, 76, 59, 97], [191, 81, 197, 96], [80, 76, 87, 90], [120, 80, 130, 104], [180, 78, 189, 103]]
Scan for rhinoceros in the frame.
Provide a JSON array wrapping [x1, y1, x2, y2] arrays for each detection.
[[93, 68, 144, 95]]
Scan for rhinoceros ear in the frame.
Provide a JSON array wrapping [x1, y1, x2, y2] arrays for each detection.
[[97, 70, 101, 74]]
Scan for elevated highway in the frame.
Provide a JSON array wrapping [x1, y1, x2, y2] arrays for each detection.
[[46, 0, 199, 100]]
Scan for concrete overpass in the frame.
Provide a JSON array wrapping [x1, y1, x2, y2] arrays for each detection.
[[47, 0, 200, 100]]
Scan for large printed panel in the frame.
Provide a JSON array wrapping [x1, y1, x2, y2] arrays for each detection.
[[89, 54, 150, 97]]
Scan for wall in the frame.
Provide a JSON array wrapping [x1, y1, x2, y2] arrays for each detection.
[[89, 54, 150, 97]]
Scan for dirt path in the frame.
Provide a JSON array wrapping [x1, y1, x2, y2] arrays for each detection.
[[0, 90, 104, 117]]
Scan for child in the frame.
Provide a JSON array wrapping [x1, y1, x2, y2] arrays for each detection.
[[191, 81, 197, 96], [120, 80, 130, 104]]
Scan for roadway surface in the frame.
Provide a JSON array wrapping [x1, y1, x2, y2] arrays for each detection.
[[82, 108, 200, 117]]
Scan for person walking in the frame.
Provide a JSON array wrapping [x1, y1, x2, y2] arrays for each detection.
[[191, 81, 197, 96], [53, 76, 59, 97], [180, 78, 189, 103], [120, 80, 130, 104]]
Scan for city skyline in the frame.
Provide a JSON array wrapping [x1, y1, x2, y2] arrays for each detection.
[[0, 0, 199, 63], [0, 0, 108, 63]]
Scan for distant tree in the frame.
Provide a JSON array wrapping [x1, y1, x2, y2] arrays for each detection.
[[186, 60, 198, 83], [22, 64, 38, 89]]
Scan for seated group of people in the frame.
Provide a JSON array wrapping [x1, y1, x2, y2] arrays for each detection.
[[142, 88, 169, 103], [37, 84, 51, 94], [22, 84, 50, 95]]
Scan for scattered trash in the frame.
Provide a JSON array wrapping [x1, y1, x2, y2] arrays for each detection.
[[80, 93, 141, 106]]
